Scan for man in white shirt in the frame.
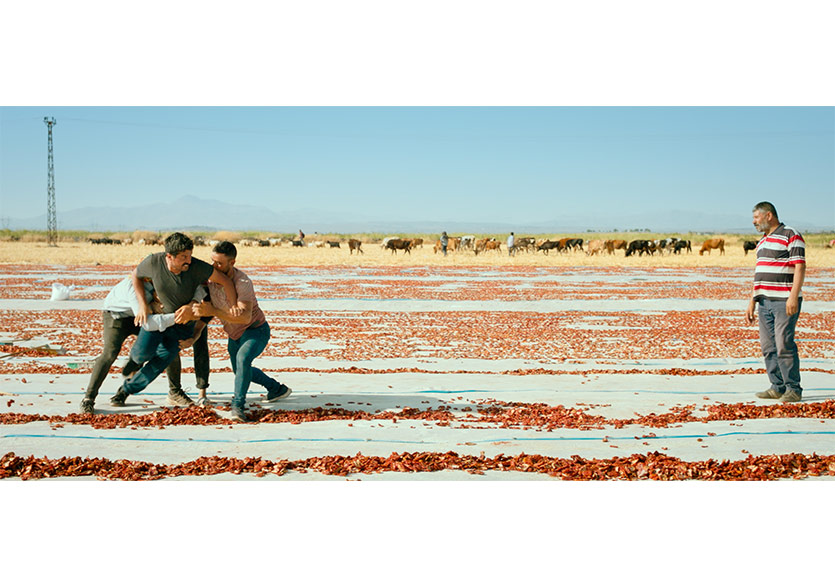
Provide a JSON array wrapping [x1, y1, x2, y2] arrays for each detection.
[[79, 277, 205, 414]]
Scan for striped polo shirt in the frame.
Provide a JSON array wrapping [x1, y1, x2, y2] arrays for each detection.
[[753, 223, 805, 301]]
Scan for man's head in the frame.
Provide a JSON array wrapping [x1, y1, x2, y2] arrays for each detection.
[[164, 232, 194, 274], [752, 202, 780, 234], [211, 241, 237, 276]]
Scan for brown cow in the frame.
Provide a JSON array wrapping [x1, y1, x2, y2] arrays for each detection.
[[386, 238, 412, 254], [411, 238, 424, 248], [537, 240, 561, 254], [474, 238, 500, 255], [586, 239, 606, 256], [610, 239, 627, 252], [699, 238, 725, 255], [348, 239, 363, 254]]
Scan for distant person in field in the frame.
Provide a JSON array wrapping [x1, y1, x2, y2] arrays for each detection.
[[746, 202, 806, 403], [297, 229, 305, 245], [109, 232, 240, 408], [78, 276, 208, 414], [440, 231, 449, 256], [507, 232, 515, 256], [192, 240, 292, 422]]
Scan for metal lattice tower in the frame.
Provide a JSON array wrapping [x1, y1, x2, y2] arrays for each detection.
[[44, 117, 58, 247]]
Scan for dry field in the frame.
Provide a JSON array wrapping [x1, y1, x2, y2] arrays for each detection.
[[1, 258, 834, 481], [2, 236, 834, 268]]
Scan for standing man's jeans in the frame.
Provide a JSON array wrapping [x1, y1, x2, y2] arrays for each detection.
[[758, 297, 802, 395], [228, 322, 279, 410], [123, 323, 194, 395]]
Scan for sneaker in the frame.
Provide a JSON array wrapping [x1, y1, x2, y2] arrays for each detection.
[[779, 389, 802, 403], [230, 406, 248, 422], [167, 388, 194, 407], [79, 398, 95, 414], [110, 387, 128, 407], [196, 395, 212, 407], [265, 383, 292, 403], [756, 388, 784, 399]]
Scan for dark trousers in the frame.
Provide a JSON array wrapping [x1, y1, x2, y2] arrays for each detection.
[[166, 323, 210, 391], [84, 312, 139, 401]]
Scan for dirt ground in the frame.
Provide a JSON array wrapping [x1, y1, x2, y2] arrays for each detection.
[[2, 238, 834, 268]]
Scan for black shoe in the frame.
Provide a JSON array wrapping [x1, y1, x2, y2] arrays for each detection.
[[264, 383, 292, 403], [110, 387, 129, 407], [79, 398, 95, 414], [756, 388, 783, 399], [230, 406, 248, 422], [779, 389, 802, 403], [167, 388, 194, 407]]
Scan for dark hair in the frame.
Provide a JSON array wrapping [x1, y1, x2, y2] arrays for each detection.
[[164, 232, 194, 256], [752, 201, 779, 221], [213, 240, 238, 259]]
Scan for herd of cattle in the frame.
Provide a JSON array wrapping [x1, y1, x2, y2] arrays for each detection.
[[86, 234, 781, 256], [379, 235, 740, 256]]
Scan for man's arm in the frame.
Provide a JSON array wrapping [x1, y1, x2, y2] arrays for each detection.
[[193, 300, 253, 325], [786, 263, 805, 317], [131, 269, 151, 326], [207, 268, 241, 314]]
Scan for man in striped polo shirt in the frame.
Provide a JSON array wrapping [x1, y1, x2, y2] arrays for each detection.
[[745, 202, 806, 402]]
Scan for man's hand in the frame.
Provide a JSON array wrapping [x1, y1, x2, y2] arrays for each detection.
[[745, 298, 757, 325], [229, 303, 245, 318], [175, 305, 196, 324], [192, 301, 216, 318], [134, 302, 150, 327], [786, 295, 799, 317], [179, 337, 195, 350]]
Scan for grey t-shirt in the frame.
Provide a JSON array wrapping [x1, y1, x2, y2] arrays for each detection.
[[135, 252, 214, 313]]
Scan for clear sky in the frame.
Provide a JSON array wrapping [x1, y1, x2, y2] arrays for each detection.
[[1, 107, 833, 229]]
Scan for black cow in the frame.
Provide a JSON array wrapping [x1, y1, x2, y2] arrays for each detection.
[[566, 238, 584, 251], [327, 241, 341, 248], [672, 240, 692, 254], [743, 240, 758, 255], [291, 240, 304, 247], [625, 239, 652, 257]]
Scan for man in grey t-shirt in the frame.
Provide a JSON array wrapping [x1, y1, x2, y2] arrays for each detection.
[[110, 232, 239, 407]]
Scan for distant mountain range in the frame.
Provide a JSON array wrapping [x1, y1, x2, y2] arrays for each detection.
[[5, 195, 832, 234]]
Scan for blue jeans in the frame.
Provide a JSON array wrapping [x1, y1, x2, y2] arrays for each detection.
[[228, 322, 278, 409], [123, 323, 194, 395], [758, 297, 802, 395]]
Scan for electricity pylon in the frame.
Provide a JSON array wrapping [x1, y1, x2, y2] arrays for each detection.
[[44, 117, 57, 247]]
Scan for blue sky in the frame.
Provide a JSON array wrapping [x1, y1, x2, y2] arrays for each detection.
[[1, 106, 833, 229]]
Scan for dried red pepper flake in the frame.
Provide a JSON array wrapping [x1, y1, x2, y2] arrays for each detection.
[[2, 399, 833, 430], [3, 450, 834, 481]]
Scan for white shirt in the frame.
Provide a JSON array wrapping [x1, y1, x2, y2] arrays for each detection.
[[102, 277, 206, 332]]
